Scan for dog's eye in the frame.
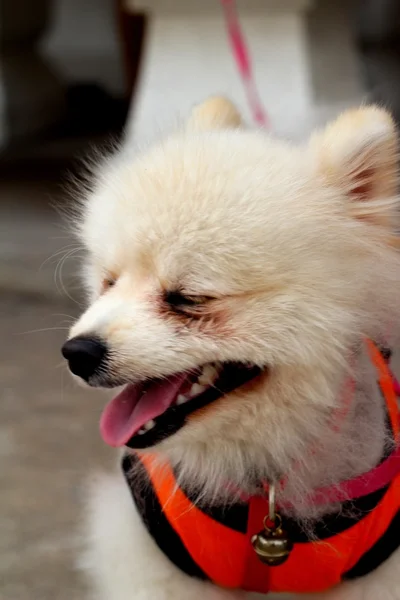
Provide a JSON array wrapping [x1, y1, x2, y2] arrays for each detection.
[[164, 291, 213, 313], [102, 276, 116, 292]]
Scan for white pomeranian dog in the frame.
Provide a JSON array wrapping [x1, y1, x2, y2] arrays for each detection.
[[63, 98, 400, 600]]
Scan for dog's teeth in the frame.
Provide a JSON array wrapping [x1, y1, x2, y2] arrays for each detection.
[[138, 428, 146, 435], [176, 394, 188, 405], [198, 364, 218, 385], [190, 383, 207, 397], [144, 419, 156, 431]]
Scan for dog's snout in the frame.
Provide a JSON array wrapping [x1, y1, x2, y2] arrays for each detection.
[[62, 337, 107, 382]]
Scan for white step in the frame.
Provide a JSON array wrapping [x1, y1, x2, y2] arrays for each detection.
[[126, 0, 365, 143]]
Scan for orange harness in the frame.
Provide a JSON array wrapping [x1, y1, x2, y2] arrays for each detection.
[[123, 343, 400, 594]]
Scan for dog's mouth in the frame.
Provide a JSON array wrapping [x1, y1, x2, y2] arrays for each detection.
[[100, 362, 262, 448]]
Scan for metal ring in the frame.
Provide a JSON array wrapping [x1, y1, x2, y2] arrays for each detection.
[[268, 482, 276, 523], [263, 513, 282, 532]]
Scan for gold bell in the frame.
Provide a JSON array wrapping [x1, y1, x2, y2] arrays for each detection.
[[251, 482, 293, 566], [251, 514, 293, 566]]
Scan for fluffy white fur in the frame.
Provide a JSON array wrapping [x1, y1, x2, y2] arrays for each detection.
[[69, 98, 400, 598]]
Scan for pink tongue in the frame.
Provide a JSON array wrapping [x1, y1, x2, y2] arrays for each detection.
[[100, 373, 189, 447]]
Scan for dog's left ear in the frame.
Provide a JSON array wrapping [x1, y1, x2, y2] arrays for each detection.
[[187, 96, 243, 131], [312, 106, 399, 229]]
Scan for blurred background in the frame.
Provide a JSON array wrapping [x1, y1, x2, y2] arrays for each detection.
[[1, 1, 400, 598]]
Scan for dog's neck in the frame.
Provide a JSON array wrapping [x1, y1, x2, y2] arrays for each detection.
[[278, 348, 389, 519]]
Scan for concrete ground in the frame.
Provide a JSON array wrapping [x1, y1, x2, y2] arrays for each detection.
[[0, 176, 115, 600]]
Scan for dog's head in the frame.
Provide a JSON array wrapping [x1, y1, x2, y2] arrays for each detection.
[[63, 99, 400, 497]]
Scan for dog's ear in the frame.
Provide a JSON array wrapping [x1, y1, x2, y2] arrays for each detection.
[[186, 97, 243, 131], [312, 106, 399, 230]]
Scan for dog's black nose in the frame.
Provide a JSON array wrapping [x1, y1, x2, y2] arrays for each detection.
[[62, 337, 107, 382]]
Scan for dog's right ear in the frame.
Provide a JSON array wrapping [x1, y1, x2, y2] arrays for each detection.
[[186, 97, 243, 131], [311, 106, 399, 235]]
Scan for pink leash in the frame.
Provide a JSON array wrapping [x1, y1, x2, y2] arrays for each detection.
[[221, 0, 400, 397], [220, 1, 400, 502], [220, 0, 269, 128], [220, 0, 400, 512]]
